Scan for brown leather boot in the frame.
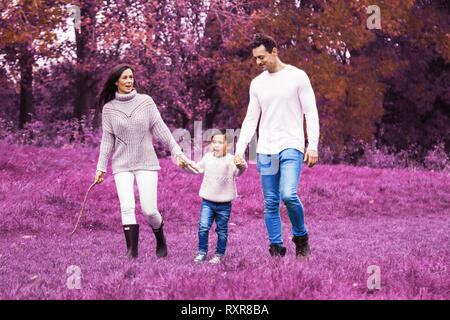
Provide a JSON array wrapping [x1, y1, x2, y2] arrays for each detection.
[[269, 244, 287, 257], [292, 234, 311, 259]]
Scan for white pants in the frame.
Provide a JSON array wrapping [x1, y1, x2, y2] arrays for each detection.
[[114, 170, 162, 229]]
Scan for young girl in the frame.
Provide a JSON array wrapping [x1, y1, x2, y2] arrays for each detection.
[[179, 129, 247, 263]]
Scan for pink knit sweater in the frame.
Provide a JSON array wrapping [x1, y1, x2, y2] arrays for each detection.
[[96, 89, 182, 174]]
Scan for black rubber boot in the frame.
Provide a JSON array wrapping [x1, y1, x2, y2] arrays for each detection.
[[123, 224, 139, 258], [292, 234, 311, 259], [152, 221, 167, 258]]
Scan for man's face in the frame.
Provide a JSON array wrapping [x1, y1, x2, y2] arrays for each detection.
[[252, 44, 276, 71]]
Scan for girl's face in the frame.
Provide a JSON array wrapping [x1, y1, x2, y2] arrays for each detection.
[[115, 68, 134, 94], [211, 134, 227, 157]]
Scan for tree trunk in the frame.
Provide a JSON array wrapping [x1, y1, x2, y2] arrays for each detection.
[[73, 70, 89, 120], [73, 3, 97, 120], [18, 48, 34, 129]]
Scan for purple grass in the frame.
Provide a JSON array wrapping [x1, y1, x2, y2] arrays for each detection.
[[0, 142, 448, 299]]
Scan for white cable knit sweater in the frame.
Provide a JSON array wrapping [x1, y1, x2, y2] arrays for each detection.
[[182, 152, 247, 203], [236, 64, 320, 155], [96, 89, 182, 174]]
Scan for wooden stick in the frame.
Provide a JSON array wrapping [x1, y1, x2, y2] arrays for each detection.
[[70, 182, 97, 236]]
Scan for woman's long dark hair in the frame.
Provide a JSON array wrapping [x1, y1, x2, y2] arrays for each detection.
[[96, 63, 140, 113]]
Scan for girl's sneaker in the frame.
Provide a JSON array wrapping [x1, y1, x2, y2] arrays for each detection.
[[194, 252, 207, 263], [209, 254, 224, 264]]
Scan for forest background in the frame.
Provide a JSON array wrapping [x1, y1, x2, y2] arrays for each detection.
[[0, 0, 449, 301], [0, 0, 449, 169]]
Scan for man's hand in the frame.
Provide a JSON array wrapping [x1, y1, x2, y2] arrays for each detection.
[[234, 153, 245, 168], [235, 163, 245, 169], [303, 149, 318, 168]]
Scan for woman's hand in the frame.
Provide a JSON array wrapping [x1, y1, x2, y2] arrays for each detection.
[[94, 170, 105, 184], [176, 153, 189, 168], [177, 153, 200, 173]]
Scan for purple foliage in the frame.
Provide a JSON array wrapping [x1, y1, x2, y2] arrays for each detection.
[[2, 119, 449, 171], [0, 111, 101, 148], [424, 142, 450, 171], [0, 143, 448, 299]]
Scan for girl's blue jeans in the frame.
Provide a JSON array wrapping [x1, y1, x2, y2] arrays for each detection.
[[198, 199, 232, 255], [257, 148, 308, 247]]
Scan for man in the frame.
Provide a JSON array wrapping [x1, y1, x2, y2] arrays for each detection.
[[234, 34, 319, 259]]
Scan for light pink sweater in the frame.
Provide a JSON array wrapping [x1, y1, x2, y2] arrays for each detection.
[[182, 152, 247, 202], [96, 89, 182, 174]]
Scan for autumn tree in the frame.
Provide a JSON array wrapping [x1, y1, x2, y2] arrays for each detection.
[[208, 0, 448, 157], [375, 0, 449, 155], [1, 0, 447, 161], [146, 0, 217, 130], [69, 0, 101, 121], [0, 0, 67, 129]]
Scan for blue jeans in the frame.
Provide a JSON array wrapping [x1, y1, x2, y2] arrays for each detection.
[[198, 199, 232, 255], [257, 148, 307, 247]]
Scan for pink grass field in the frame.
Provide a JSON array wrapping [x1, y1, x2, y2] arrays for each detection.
[[0, 142, 448, 300]]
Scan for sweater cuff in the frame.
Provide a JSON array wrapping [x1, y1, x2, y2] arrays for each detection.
[[96, 164, 107, 173], [170, 144, 183, 157], [307, 139, 319, 152], [235, 143, 247, 156]]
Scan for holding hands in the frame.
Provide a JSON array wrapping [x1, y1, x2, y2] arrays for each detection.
[[94, 153, 200, 184], [177, 153, 200, 173], [233, 153, 246, 169]]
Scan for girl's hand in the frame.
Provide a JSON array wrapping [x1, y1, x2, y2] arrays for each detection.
[[94, 170, 105, 184]]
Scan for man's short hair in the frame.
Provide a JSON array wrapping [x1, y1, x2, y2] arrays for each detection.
[[250, 34, 277, 53]]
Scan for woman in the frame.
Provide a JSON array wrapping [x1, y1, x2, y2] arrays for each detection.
[[94, 63, 190, 259]]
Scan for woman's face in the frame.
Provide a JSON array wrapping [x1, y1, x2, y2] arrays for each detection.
[[115, 68, 134, 94]]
